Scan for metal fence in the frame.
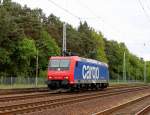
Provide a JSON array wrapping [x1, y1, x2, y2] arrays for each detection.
[[0, 76, 46, 88], [110, 79, 145, 84], [0, 76, 147, 89]]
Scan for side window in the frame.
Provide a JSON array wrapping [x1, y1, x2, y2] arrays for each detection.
[[76, 61, 78, 67]]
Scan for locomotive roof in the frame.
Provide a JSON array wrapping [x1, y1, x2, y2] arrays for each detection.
[[79, 57, 108, 67], [50, 56, 108, 67]]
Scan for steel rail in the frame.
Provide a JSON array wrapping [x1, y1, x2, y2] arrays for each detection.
[[0, 85, 148, 103], [135, 105, 150, 115], [0, 87, 48, 95], [93, 95, 150, 115], [0, 86, 149, 114]]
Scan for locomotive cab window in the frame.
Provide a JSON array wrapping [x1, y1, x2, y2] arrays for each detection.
[[49, 59, 70, 70]]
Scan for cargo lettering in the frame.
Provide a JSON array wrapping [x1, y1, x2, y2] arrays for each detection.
[[82, 65, 99, 79]]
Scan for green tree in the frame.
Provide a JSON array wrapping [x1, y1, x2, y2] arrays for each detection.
[[17, 38, 36, 76], [38, 31, 60, 76], [0, 4, 23, 76], [91, 31, 107, 62], [0, 0, 149, 83]]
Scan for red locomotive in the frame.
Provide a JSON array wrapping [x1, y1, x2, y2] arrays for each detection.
[[47, 56, 109, 90]]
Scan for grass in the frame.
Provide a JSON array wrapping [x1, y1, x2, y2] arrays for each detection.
[[109, 80, 150, 86], [0, 84, 47, 89]]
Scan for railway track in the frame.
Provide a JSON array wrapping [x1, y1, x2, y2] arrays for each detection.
[[0, 87, 48, 95], [0, 84, 144, 96], [0, 85, 148, 103], [0, 85, 149, 114], [135, 105, 150, 115], [93, 94, 150, 115]]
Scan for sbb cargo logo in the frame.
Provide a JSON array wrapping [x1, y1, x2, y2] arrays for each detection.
[[82, 65, 99, 80]]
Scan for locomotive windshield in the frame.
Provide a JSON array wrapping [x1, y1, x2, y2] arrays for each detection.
[[48, 59, 70, 70]]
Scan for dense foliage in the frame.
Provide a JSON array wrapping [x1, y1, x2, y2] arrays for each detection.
[[0, 0, 149, 82]]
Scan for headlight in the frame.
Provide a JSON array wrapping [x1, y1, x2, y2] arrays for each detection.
[[49, 76, 52, 79], [65, 76, 68, 79]]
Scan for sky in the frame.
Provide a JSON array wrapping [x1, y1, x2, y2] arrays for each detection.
[[12, 0, 150, 60]]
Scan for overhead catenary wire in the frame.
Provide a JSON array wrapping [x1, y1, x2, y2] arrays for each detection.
[[138, 0, 150, 23], [47, 0, 81, 21], [75, 0, 123, 38], [47, 0, 122, 35], [144, 0, 150, 11], [46, 0, 131, 44], [76, 0, 104, 21], [47, 0, 99, 22]]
